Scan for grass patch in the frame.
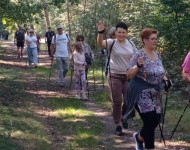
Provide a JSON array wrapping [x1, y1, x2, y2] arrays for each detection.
[[91, 90, 111, 110], [46, 97, 105, 149], [0, 106, 53, 150]]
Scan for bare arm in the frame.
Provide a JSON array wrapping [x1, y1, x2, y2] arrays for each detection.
[[182, 69, 190, 83], [126, 65, 140, 79], [97, 21, 107, 48], [68, 42, 72, 53], [126, 57, 144, 79], [50, 43, 55, 56], [97, 33, 107, 48], [25, 39, 29, 46]]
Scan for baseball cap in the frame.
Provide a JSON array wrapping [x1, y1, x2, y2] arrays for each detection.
[[57, 24, 63, 29], [29, 29, 34, 33]]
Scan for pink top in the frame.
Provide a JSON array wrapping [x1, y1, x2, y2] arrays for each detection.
[[182, 52, 190, 74], [73, 51, 86, 71]]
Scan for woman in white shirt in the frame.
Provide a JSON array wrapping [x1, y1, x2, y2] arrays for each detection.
[[25, 29, 38, 68]]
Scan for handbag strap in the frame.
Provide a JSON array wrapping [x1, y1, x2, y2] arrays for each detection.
[[106, 40, 115, 70]]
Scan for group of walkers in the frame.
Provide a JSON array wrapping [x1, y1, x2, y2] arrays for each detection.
[[48, 24, 94, 100], [97, 20, 173, 150], [13, 21, 190, 150], [13, 24, 94, 100], [14, 25, 40, 68]]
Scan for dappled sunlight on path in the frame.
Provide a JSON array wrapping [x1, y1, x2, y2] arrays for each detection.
[[0, 40, 190, 150]]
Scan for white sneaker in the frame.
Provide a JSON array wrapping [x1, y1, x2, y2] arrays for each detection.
[[76, 94, 81, 99], [82, 93, 87, 100]]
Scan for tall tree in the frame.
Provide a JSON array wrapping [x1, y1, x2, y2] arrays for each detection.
[[41, 0, 51, 27]]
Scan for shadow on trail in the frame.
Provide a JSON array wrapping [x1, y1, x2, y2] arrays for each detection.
[[1, 41, 190, 149]]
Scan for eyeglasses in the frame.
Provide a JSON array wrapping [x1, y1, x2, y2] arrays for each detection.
[[148, 38, 158, 41]]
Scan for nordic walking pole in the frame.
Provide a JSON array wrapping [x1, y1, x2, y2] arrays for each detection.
[[101, 54, 105, 88], [25, 45, 28, 66], [86, 73, 90, 99], [85, 65, 90, 99], [160, 91, 169, 142], [69, 66, 73, 89], [48, 58, 54, 83], [170, 98, 190, 140], [92, 60, 96, 90]]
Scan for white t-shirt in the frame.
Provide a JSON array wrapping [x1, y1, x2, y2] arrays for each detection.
[[106, 39, 138, 74], [26, 35, 37, 48], [51, 33, 70, 57]]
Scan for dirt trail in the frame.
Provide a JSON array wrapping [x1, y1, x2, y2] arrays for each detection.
[[1, 41, 189, 150]]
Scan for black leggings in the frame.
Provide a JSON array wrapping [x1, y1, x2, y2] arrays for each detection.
[[139, 110, 161, 149]]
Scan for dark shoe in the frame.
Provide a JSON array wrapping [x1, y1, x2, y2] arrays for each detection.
[[17, 54, 20, 59], [133, 132, 144, 150], [58, 83, 64, 87], [122, 119, 128, 129], [115, 126, 123, 136], [34, 65, 38, 68]]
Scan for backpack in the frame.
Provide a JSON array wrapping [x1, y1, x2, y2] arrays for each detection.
[[54, 34, 70, 43], [83, 44, 93, 65], [15, 30, 24, 42]]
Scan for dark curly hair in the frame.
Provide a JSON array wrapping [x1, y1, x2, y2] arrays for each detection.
[[116, 22, 128, 31], [76, 35, 84, 42]]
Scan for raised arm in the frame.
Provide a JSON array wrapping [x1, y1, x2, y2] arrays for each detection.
[[97, 21, 107, 49]]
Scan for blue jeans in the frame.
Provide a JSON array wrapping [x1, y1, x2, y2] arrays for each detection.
[[56, 57, 70, 83], [27, 47, 38, 66]]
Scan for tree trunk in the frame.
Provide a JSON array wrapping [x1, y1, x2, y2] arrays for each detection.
[[82, 0, 87, 34], [41, 0, 50, 28], [67, 1, 71, 36]]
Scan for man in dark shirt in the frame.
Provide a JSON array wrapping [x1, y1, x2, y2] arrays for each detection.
[[45, 27, 55, 56], [14, 25, 25, 58]]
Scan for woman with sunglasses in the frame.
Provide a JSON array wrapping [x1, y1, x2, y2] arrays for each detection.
[[25, 29, 38, 68]]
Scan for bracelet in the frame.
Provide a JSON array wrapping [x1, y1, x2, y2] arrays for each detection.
[[98, 29, 105, 34], [137, 62, 142, 68]]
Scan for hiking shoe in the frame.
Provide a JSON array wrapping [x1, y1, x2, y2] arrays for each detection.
[[82, 93, 87, 100], [115, 125, 123, 136], [133, 132, 144, 150], [76, 94, 81, 99], [34, 65, 38, 68], [59, 83, 64, 87], [17, 54, 20, 59]]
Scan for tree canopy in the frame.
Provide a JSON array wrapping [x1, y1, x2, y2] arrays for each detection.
[[1, 0, 190, 79]]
